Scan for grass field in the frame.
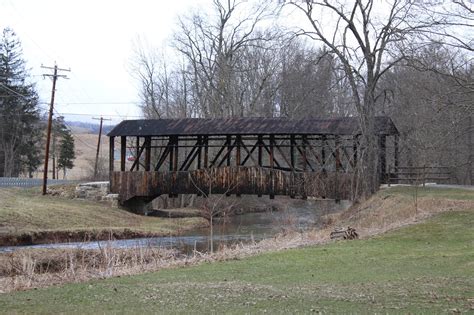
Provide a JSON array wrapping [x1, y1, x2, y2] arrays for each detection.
[[0, 207, 472, 313], [0, 187, 205, 243], [380, 185, 474, 200]]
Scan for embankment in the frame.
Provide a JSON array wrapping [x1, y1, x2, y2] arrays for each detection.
[[0, 187, 206, 246]]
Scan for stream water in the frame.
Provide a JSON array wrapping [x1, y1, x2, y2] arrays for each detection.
[[0, 199, 350, 254]]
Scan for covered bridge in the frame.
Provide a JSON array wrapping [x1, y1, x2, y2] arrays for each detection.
[[108, 117, 399, 205]]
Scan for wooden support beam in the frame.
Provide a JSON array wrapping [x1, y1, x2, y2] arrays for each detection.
[[303, 137, 322, 168], [169, 136, 175, 172], [335, 135, 342, 171], [109, 136, 114, 176], [240, 141, 259, 166], [226, 135, 232, 166], [130, 139, 147, 171], [258, 135, 263, 197], [236, 135, 241, 166], [179, 140, 200, 171], [182, 140, 205, 171], [197, 136, 202, 169], [302, 135, 307, 171], [269, 135, 275, 199], [261, 139, 282, 169], [379, 135, 387, 183], [145, 136, 151, 171], [323, 136, 346, 172], [218, 141, 236, 167], [295, 143, 314, 171], [154, 142, 171, 171], [136, 137, 140, 171], [274, 140, 294, 172], [236, 135, 242, 197], [321, 135, 326, 174], [290, 135, 295, 170], [209, 139, 228, 167], [120, 136, 126, 172], [204, 136, 209, 168], [269, 135, 274, 169], [339, 146, 351, 171], [394, 135, 399, 174], [173, 136, 179, 172]]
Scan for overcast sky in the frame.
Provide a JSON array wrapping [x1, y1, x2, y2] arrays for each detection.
[[0, 0, 211, 124]]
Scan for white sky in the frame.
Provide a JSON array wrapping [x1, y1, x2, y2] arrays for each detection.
[[2, 1, 469, 126], [0, 0, 211, 124]]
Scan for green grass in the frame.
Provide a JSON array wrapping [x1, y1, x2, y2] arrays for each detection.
[[381, 185, 474, 200], [1, 210, 472, 314], [0, 187, 205, 236]]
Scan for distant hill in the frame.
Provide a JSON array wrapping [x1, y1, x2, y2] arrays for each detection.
[[66, 121, 116, 135]]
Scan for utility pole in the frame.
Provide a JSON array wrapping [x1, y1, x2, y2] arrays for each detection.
[[42, 64, 70, 195], [92, 116, 112, 180]]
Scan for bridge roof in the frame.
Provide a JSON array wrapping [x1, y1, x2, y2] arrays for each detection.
[[108, 116, 398, 137]]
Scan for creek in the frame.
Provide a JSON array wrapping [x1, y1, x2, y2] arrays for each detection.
[[0, 199, 350, 254]]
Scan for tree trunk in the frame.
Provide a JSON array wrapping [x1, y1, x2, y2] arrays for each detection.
[[209, 215, 214, 253], [357, 91, 379, 198], [3, 146, 15, 177]]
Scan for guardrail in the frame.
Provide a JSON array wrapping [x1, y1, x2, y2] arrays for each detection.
[[388, 166, 451, 186], [0, 177, 74, 188]]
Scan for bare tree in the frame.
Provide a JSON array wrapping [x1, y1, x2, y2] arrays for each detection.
[[174, 0, 280, 118], [285, 0, 449, 197], [379, 46, 473, 184], [190, 169, 236, 253], [278, 41, 336, 118], [129, 37, 184, 119]]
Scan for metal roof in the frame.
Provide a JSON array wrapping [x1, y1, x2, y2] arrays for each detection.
[[107, 117, 398, 137]]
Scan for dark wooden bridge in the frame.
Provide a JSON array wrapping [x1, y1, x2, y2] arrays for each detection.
[[107, 117, 399, 205]]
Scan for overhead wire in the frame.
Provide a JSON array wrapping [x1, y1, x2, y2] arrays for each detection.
[[0, 82, 31, 99], [52, 107, 97, 151]]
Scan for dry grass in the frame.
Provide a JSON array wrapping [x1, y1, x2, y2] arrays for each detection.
[[335, 186, 474, 238], [0, 228, 331, 293], [0, 187, 206, 243], [0, 186, 472, 294], [0, 245, 179, 293]]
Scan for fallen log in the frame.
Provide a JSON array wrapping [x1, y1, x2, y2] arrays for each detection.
[[330, 227, 358, 240]]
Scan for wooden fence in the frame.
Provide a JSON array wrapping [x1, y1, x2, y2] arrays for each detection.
[[388, 166, 451, 186]]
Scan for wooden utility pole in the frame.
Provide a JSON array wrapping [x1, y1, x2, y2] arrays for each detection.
[[92, 116, 112, 179], [42, 64, 70, 195]]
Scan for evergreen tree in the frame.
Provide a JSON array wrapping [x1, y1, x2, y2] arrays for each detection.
[[57, 129, 75, 179], [0, 27, 41, 177], [51, 116, 68, 179]]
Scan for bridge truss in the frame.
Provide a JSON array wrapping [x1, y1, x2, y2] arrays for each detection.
[[108, 117, 399, 204]]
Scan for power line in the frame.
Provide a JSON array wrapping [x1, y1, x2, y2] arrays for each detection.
[[54, 112, 142, 118], [0, 82, 31, 99], [60, 101, 140, 105], [51, 107, 108, 151]]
